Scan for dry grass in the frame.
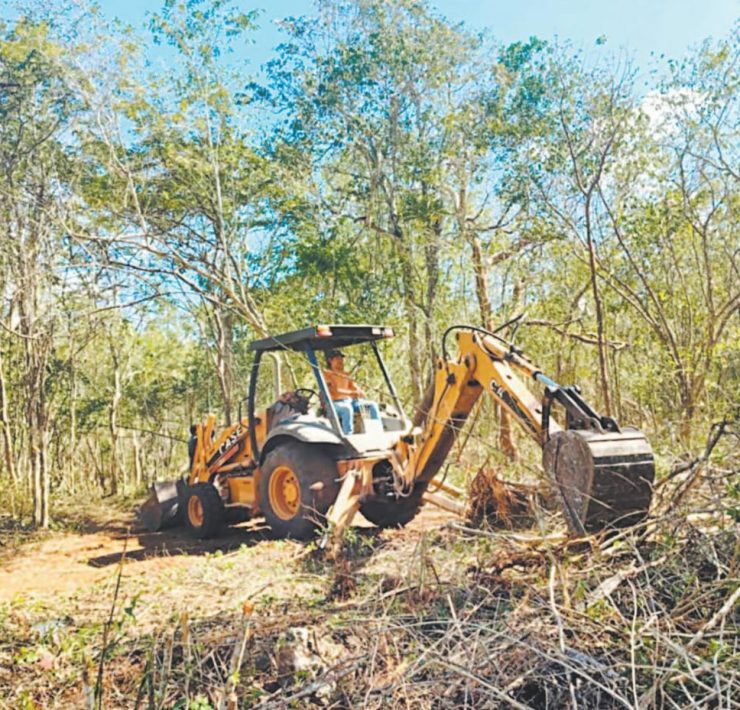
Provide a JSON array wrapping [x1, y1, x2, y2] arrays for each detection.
[[1, 428, 738, 709]]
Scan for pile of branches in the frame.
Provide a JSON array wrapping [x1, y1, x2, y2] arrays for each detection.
[[335, 520, 737, 708]]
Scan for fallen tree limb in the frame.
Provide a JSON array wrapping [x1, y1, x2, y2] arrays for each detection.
[[660, 419, 729, 485]]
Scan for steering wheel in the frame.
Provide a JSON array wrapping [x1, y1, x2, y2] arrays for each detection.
[[290, 388, 319, 413], [293, 387, 318, 402]]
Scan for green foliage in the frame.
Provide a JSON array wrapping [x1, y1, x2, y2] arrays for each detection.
[[0, 0, 737, 519]]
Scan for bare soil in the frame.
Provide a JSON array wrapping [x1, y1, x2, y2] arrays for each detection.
[[0, 499, 458, 708], [0, 502, 454, 604]]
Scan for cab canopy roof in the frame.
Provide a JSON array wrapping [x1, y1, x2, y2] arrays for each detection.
[[249, 324, 395, 353]]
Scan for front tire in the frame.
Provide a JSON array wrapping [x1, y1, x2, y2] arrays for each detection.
[[259, 441, 340, 539], [184, 483, 224, 539]]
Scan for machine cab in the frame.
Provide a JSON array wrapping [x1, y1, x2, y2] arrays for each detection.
[[247, 324, 412, 459]]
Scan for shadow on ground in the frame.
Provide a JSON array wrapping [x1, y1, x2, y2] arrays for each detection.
[[86, 520, 275, 568]]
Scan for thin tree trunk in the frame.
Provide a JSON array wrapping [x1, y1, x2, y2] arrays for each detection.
[[29, 381, 46, 527], [133, 431, 143, 488], [585, 203, 612, 416], [40, 428, 50, 528], [214, 308, 235, 426], [678, 388, 695, 445], [109, 348, 122, 495], [0, 346, 16, 483], [68, 336, 77, 488], [469, 234, 491, 328], [391, 218, 423, 403], [32, 434, 42, 526], [424, 220, 442, 362], [23, 301, 51, 528], [467, 228, 520, 462], [85, 436, 105, 492], [422, 199, 442, 365]]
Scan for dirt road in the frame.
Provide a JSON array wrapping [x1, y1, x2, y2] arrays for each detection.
[[0, 505, 454, 604]]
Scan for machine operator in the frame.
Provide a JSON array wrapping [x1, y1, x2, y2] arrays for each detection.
[[323, 349, 380, 434]]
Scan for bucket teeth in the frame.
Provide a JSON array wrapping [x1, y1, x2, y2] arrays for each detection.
[[543, 427, 655, 535]]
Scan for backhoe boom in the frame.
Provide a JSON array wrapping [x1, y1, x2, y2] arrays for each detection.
[[403, 328, 653, 534]]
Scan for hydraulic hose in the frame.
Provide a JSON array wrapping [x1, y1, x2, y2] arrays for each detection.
[[440, 313, 525, 363]]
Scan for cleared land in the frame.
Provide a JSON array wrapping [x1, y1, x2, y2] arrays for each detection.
[[1, 485, 737, 709]]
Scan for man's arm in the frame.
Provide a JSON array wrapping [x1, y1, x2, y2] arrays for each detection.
[[350, 379, 366, 398]]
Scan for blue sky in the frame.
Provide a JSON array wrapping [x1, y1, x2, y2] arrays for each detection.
[[97, 0, 738, 71]]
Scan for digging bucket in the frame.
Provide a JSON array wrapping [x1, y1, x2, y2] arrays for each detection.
[[543, 427, 655, 535]]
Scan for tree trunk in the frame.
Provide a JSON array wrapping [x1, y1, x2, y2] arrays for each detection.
[[584, 201, 612, 416], [68, 334, 77, 487], [469, 234, 492, 329], [678, 383, 695, 446], [214, 308, 235, 426], [467, 229, 520, 462], [32, 431, 42, 527], [403, 293, 423, 403], [394, 223, 423, 403], [109, 347, 122, 495], [133, 430, 143, 488], [28, 372, 49, 528], [422, 215, 442, 364], [21, 288, 52, 528], [0, 346, 16, 483], [40, 428, 50, 528], [420, 179, 442, 368]]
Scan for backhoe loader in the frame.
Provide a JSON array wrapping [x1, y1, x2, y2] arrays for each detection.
[[140, 323, 654, 539]]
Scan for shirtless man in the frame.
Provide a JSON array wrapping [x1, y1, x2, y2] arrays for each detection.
[[323, 349, 380, 434]]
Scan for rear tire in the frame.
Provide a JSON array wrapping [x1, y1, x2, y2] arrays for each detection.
[[360, 484, 426, 529], [184, 483, 224, 539], [259, 441, 340, 539]]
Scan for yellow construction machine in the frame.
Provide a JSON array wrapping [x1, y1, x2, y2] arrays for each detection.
[[140, 323, 655, 539]]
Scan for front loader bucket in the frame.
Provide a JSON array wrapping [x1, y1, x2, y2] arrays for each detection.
[[138, 479, 186, 532], [543, 427, 655, 535]]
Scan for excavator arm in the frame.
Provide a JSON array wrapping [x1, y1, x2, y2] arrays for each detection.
[[405, 330, 554, 486], [403, 327, 654, 534]]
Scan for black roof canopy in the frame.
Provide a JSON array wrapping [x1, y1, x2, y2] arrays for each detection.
[[249, 324, 395, 353]]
